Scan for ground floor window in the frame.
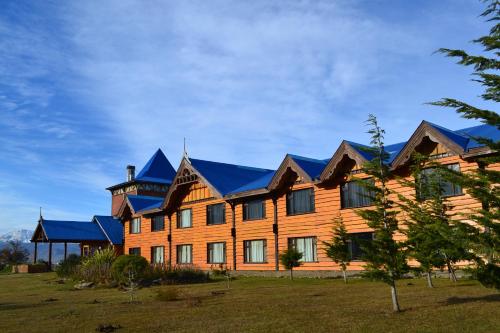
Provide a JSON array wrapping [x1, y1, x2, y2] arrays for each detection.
[[151, 246, 164, 264], [207, 242, 226, 264], [82, 245, 90, 257], [177, 244, 193, 264], [129, 247, 141, 256], [288, 237, 317, 262], [244, 239, 267, 263], [348, 232, 374, 260]]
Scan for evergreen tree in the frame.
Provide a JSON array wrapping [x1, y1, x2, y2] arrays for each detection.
[[356, 114, 409, 312], [323, 217, 351, 283], [279, 248, 303, 280], [430, 0, 500, 289], [398, 154, 474, 286]]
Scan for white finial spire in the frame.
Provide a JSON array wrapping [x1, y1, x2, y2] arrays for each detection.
[[183, 137, 190, 162]]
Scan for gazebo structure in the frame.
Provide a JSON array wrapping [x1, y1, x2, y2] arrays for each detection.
[[31, 215, 123, 267]]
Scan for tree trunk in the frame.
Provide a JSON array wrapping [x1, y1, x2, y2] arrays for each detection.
[[290, 268, 293, 280], [342, 269, 347, 284], [446, 260, 457, 282], [390, 282, 401, 312], [426, 271, 434, 288]]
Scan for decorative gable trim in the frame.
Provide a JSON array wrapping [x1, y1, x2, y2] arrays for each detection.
[[267, 155, 313, 192], [390, 121, 465, 169], [319, 141, 369, 183]]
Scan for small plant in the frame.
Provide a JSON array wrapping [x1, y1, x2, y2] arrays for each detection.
[[323, 217, 351, 283], [111, 255, 149, 285], [156, 287, 180, 302], [279, 248, 302, 280], [124, 270, 139, 303], [56, 254, 81, 278], [78, 247, 116, 284]]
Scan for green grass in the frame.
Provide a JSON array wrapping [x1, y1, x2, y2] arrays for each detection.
[[0, 273, 499, 332]]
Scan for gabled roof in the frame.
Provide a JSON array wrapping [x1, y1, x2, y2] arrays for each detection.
[[268, 154, 326, 191], [288, 154, 328, 180], [135, 148, 176, 184], [189, 158, 274, 196], [456, 124, 500, 150], [118, 195, 164, 216], [32, 219, 108, 243], [93, 215, 123, 245]]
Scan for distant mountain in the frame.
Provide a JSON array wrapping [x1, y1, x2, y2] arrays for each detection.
[[0, 229, 80, 263], [0, 229, 33, 244]]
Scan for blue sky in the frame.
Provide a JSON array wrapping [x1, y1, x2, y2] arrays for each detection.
[[0, 0, 493, 233]]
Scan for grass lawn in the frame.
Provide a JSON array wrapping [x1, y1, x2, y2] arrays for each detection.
[[0, 273, 499, 332]]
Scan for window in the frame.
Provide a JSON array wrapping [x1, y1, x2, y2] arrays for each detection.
[[130, 217, 141, 234], [151, 215, 164, 231], [177, 244, 192, 264], [207, 203, 226, 225], [418, 164, 462, 199], [177, 209, 192, 228], [286, 188, 315, 215], [348, 232, 374, 260], [83, 245, 90, 257], [129, 247, 141, 256], [341, 180, 374, 209], [207, 242, 226, 263], [243, 200, 266, 221], [151, 246, 164, 264], [288, 237, 317, 262], [244, 240, 267, 263]]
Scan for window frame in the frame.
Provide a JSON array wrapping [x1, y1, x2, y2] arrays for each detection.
[[151, 215, 165, 232], [287, 236, 318, 262], [347, 232, 374, 261], [130, 217, 141, 234], [286, 188, 315, 216], [151, 246, 165, 265], [242, 199, 266, 221], [206, 203, 226, 225], [176, 244, 193, 264], [177, 208, 193, 229], [340, 179, 375, 209], [243, 239, 267, 263], [129, 247, 141, 256], [417, 163, 463, 200], [207, 241, 226, 264]]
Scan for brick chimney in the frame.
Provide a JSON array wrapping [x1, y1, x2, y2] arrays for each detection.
[[127, 165, 135, 182]]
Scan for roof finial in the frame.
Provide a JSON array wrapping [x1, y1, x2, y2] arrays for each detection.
[[183, 137, 190, 162]]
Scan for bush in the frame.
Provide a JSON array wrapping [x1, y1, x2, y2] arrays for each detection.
[[163, 265, 209, 284], [111, 255, 149, 284], [56, 254, 81, 278], [78, 247, 116, 284]]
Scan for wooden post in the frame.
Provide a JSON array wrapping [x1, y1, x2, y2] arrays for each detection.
[[64, 242, 67, 260], [33, 241, 38, 264], [48, 241, 53, 269], [80, 243, 83, 257], [273, 198, 279, 271], [168, 214, 172, 270], [231, 203, 237, 271]]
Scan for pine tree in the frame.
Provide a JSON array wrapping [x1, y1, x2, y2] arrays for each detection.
[[356, 114, 409, 312], [279, 248, 303, 280], [430, 0, 500, 289], [323, 217, 351, 283], [398, 154, 474, 286]]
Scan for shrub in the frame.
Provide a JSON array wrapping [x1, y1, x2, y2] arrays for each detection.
[[156, 287, 180, 302], [163, 265, 209, 284], [56, 254, 81, 278], [78, 247, 116, 284], [111, 255, 149, 284]]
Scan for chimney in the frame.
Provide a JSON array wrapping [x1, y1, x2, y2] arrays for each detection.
[[127, 165, 135, 182]]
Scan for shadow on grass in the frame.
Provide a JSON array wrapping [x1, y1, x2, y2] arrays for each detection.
[[0, 302, 43, 311], [443, 294, 500, 305]]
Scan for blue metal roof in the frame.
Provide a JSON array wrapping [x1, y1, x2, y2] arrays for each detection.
[[346, 140, 407, 164], [227, 170, 276, 194], [136, 149, 176, 184], [40, 219, 107, 242], [190, 158, 274, 196], [456, 124, 500, 150], [426, 121, 470, 150], [127, 195, 164, 213], [93, 215, 123, 245], [288, 154, 328, 179]]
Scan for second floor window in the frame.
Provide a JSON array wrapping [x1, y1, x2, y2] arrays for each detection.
[[207, 242, 226, 263], [243, 200, 266, 220], [151, 215, 164, 231], [129, 247, 141, 256], [418, 164, 462, 199], [177, 244, 193, 264], [130, 217, 141, 234], [177, 209, 192, 228], [207, 203, 225, 225], [288, 237, 317, 262], [341, 180, 374, 209], [286, 188, 315, 215], [151, 246, 164, 264]]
